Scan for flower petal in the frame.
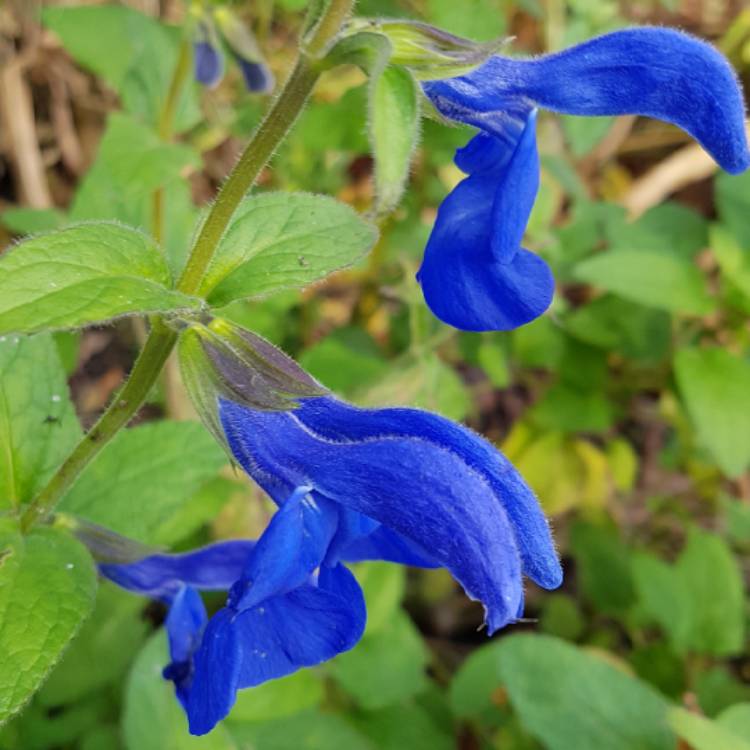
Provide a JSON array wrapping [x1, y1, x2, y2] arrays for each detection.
[[426, 27, 750, 174], [235, 564, 366, 688], [230, 486, 338, 610], [220, 397, 546, 631], [193, 40, 224, 88], [186, 565, 365, 735], [99, 540, 255, 601], [340, 524, 440, 568], [234, 55, 275, 93], [288, 397, 561, 589], [185, 608, 241, 736], [162, 586, 207, 710], [417, 117, 554, 332]]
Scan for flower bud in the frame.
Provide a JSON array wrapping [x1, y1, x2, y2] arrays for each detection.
[[213, 7, 274, 93], [190, 7, 225, 88], [178, 317, 328, 446], [347, 19, 508, 80], [55, 513, 159, 564]]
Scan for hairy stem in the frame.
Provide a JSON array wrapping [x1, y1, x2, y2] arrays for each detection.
[[153, 36, 192, 247], [175, 59, 318, 295], [21, 323, 177, 531], [21, 0, 353, 531]]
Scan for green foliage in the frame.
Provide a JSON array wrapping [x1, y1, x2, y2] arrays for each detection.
[[69, 113, 199, 276], [496, 634, 675, 750], [42, 5, 200, 132], [0, 334, 81, 507], [300, 327, 388, 395], [38, 585, 149, 707], [0, 223, 200, 335], [200, 194, 379, 305], [228, 710, 372, 750], [634, 528, 745, 656], [229, 671, 324, 723], [0, 523, 97, 724], [369, 66, 420, 213], [573, 248, 713, 315], [60, 421, 227, 545], [3, 0, 750, 747], [674, 347, 750, 477], [330, 611, 429, 709], [668, 707, 750, 750], [715, 169, 750, 249], [123, 632, 237, 750], [1, 208, 65, 235]]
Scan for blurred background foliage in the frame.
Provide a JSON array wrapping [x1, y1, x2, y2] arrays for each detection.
[[1, 0, 750, 748]]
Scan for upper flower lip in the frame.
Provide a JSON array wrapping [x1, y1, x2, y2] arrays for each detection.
[[424, 27, 750, 174], [219, 395, 563, 633]]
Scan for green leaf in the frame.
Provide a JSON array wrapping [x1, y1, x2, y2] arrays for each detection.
[[496, 634, 674, 750], [0, 334, 81, 507], [42, 6, 199, 132], [299, 328, 387, 396], [0, 524, 97, 724], [606, 202, 708, 259], [450, 641, 505, 719], [1, 208, 66, 235], [716, 169, 750, 250], [353, 561, 405, 634], [330, 611, 428, 709], [674, 347, 750, 477], [123, 631, 236, 750], [633, 529, 744, 656], [632, 552, 691, 649], [476, 336, 510, 388], [60, 421, 226, 544], [569, 521, 635, 615], [539, 594, 585, 641], [565, 295, 671, 362], [358, 354, 471, 421], [70, 113, 199, 278], [38, 584, 148, 706], [674, 528, 744, 656], [573, 249, 713, 315], [696, 668, 750, 717], [425, 0, 507, 40], [73, 114, 198, 207], [200, 194, 378, 306], [561, 115, 615, 158], [718, 704, 750, 741], [353, 703, 453, 750], [229, 670, 324, 723], [0, 222, 200, 335], [668, 707, 750, 750], [227, 710, 372, 750], [370, 65, 420, 213], [529, 383, 614, 433], [711, 224, 750, 300]]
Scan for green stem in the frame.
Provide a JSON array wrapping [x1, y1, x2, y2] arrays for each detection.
[[21, 323, 177, 532], [153, 37, 192, 248], [21, 0, 354, 532], [175, 58, 319, 295]]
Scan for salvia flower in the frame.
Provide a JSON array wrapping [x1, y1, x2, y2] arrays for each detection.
[[190, 4, 274, 92], [100, 490, 366, 735], [100, 319, 561, 735], [416, 27, 750, 332]]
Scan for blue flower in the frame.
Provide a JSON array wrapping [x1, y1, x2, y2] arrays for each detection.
[[100, 489, 367, 735], [101, 393, 561, 735], [219, 395, 562, 623], [419, 27, 750, 332], [192, 8, 274, 93]]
